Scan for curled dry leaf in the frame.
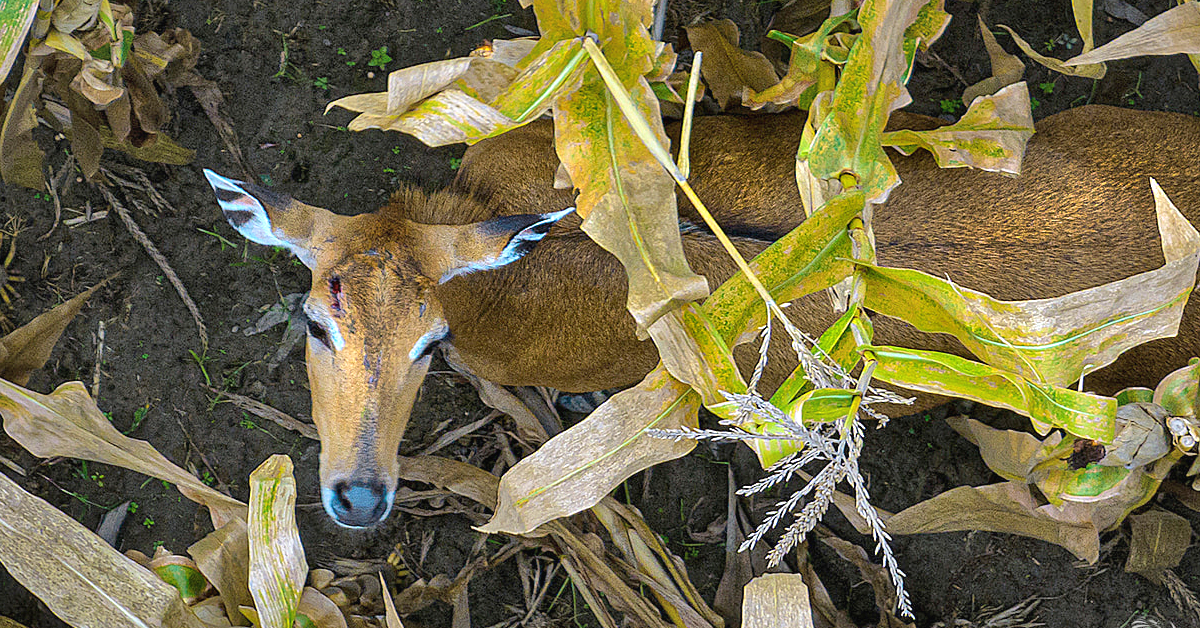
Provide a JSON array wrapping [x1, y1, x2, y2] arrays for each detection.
[[188, 517, 253, 625], [480, 365, 698, 535], [820, 536, 914, 628], [0, 276, 111, 386], [381, 572, 404, 628], [961, 15, 1025, 105], [247, 455, 307, 628], [297, 587, 349, 628], [0, 379, 247, 526], [683, 19, 780, 110], [1066, 1, 1200, 65], [883, 82, 1034, 175], [997, 24, 1106, 79], [0, 472, 207, 628], [0, 65, 46, 190], [1125, 508, 1192, 580]]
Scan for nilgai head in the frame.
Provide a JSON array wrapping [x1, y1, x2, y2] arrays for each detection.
[[204, 170, 572, 527]]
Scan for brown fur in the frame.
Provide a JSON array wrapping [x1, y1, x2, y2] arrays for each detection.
[[229, 106, 1200, 524]]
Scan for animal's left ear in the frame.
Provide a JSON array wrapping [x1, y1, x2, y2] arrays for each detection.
[[412, 208, 575, 283]]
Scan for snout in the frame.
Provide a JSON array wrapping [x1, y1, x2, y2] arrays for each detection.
[[321, 478, 395, 528]]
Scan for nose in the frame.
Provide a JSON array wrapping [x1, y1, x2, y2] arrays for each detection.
[[322, 479, 394, 528]]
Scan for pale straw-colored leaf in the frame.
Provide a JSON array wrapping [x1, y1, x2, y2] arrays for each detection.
[[247, 455, 306, 628], [742, 573, 815, 628], [0, 471, 208, 628], [1066, 1, 1200, 65], [188, 517, 253, 625], [997, 24, 1106, 78], [0, 379, 248, 527], [961, 14, 1025, 105]]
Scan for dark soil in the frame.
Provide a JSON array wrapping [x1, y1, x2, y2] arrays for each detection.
[[1, 1, 1199, 627]]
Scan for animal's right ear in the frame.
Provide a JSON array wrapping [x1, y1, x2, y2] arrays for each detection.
[[203, 169, 330, 269]]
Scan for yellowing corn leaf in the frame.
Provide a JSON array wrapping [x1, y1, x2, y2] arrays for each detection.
[[1154, 359, 1200, 416], [806, 0, 928, 202], [480, 365, 699, 535], [0, 0, 38, 84], [0, 65, 46, 190], [684, 19, 780, 109], [883, 82, 1034, 175], [1067, 1, 1200, 65], [0, 471, 208, 628], [560, 78, 710, 331], [1073, 0, 1097, 53], [868, 345, 1116, 440], [860, 179, 1200, 390], [961, 15, 1025, 105], [997, 24, 1106, 79], [742, 573, 814, 628], [647, 305, 746, 405], [328, 39, 588, 146], [188, 517, 253, 625], [744, 13, 855, 110], [0, 379, 248, 526], [247, 455, 306, 628], [1125, 509, 1192, 579]]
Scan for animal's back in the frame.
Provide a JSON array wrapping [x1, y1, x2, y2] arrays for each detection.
[[447, 106, 1200, 398]]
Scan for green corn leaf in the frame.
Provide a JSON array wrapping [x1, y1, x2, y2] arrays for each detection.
[[0, 0, 38, 85], [247, 455, 306, 628]]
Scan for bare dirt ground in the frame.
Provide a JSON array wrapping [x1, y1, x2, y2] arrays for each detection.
[[1, 0, 1199, 626]]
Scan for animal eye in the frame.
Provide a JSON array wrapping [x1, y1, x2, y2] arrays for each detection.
[[307, 319, 332, 349]]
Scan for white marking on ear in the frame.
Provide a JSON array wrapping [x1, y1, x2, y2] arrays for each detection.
[[203, 169, 317, 267], [409, 322, 449, 360], [439, 207, 576, 283]]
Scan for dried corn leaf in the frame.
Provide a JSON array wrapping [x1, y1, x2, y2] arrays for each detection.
[[397, 454, 500, 510], [0, 65, 46, 190], [887, 481, 1103, 562], [997, 24, 1106, 79], [188, 517, 253, 626], [742, 573, 814, 628], [0, 379, 248, 526], [883, 82, 1033, 174], [1125, 509, 1192, 579], [297, 587, 347, 628], [820, 536, 913, 628], [860, 179, 1199, 391], [481, 365, 699, 535], [0, 471, 208, 628], [0, 0, 38, 84], [0, 277, 108, 385], [381, 573, 404, 628], [684, 19, 779, 109], [962, 15, 1025, 105], [247, 455, 306, 628], [1068, 1, 1200, 65], [948, 416, 1062, 481]]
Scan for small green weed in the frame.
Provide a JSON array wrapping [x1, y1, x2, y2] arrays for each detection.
[[142, 516, 155, 528], [1038, 81, 1055, 95], [313, 76, 330, 90], [197, 228, 239, 252], [369, 46, 392, 70], [449, 157, 462, 170], [938, 98, 961, 114]]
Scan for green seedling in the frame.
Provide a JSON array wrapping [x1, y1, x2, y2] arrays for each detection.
[[337, 47, 346, 55], [938, 98, 961, 114], [1125, 71, 1144, 106], [313, 76, 330, 90], [200, 470, 216, 486], [369, 46, 392, 70], [449, 157, 462, 170], [1031, 96, 1041, 110], [189, 349, 213, 387], [142, 516, 155, 528], [197, 228, 239, 252], [129, 501, 139, 514], [1038, 81, 1056, 95], [127, 405, 149, 434]]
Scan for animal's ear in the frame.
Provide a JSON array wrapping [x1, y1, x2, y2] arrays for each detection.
[[413, 208, 575, 283], [203, 169, 334, 268]]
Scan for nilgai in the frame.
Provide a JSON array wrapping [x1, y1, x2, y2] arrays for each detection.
[[205, 105, 1200, 527]]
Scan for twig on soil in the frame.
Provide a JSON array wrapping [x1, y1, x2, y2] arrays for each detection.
[[91, 319, 105, 399], [418, 410, 501, 456], [207, 385, 319, 440], [96, 183, 208, 350], [174, 413, 229, 494], [177, 73, 255, 181], [39, 155, 75, 241], [100, 165, 176, 216]]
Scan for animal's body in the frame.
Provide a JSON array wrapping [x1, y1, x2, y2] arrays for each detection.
[[206, 105, 1200, 527]]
